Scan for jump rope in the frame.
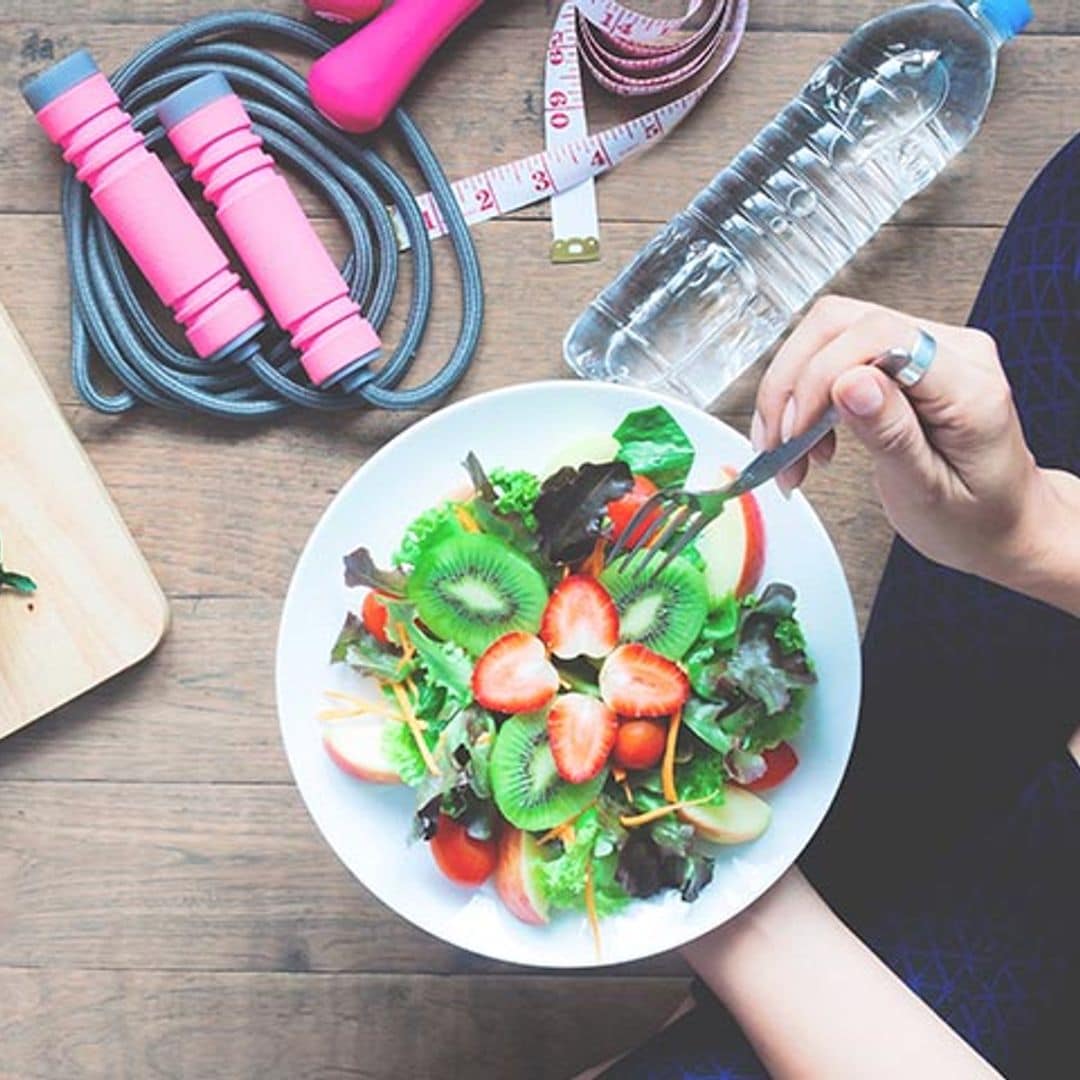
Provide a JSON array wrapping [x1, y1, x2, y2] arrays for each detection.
[[24, 1, 744, 420], [25, 11, 483, 419]]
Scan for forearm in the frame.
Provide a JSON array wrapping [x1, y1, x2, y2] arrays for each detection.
[[682, 869, 1002, 1080], [995, 469, 1080, 616]]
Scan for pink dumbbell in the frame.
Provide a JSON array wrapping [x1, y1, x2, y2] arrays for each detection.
[[309, 0, 485, 134], [305, 0, 383, 25], [22, 50, 266, 362], [158, 74, 381, 388]]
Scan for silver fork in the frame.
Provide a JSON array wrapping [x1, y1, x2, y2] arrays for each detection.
[[608, 347, 918, 578]]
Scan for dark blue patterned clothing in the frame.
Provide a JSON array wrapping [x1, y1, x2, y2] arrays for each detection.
[[600, 134, 1080, 1080]]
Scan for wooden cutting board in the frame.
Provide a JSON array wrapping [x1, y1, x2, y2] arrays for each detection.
[[0, 304, 168, 738]]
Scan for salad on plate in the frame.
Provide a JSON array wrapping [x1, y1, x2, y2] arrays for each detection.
[[318, 405, 816, 944]]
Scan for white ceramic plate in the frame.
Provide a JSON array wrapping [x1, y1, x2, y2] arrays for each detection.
[[277, 381, 860, 969]]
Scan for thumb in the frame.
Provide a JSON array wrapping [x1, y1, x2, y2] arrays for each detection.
[[831, 367, 938, 489]]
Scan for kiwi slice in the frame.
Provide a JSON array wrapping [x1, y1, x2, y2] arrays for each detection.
[[491, 715, 606, 831], [600, 554, 708, 660], [408, 533, 548, 655]]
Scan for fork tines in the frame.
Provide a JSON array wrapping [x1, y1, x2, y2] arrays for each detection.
[[606, 488, 713, 580]]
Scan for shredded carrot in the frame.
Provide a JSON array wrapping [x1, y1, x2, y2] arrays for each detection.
[[318, 706, 390, 723], [619, 792, 717, 828], [318, 691, 402, 722], [390, 682, 440, 776], [538, 820, 577, 847], [392, 623, 416, 672], [611, 765, 634, 804], [661, 708, 682, 804], [455, 505, 481, 533], [580, 537, 606, 578], [584, 860, 602, 959], [323, 689, 377, 705]]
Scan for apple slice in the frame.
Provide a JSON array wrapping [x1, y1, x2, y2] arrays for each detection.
[[544, 433, 621, 475], [696, 466, 765, 604], [678, 786, 771, 844], [323, 722, 401, 784], [494, 827, 551, 925]]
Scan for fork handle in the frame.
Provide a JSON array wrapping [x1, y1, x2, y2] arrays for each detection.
[[725, 406, 839, 499]]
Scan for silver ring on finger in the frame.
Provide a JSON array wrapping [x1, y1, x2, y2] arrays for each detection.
[[883, 328, 937, 388]]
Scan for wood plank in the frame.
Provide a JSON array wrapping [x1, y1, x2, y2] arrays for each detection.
[[0, 779, 687, 977], [0, 305, 168, 738], [0, 0, 1073, 33], [1, 24, 1074, 227], [0, 968, 688, 1080]]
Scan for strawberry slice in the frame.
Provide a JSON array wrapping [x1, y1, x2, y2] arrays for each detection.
[[539, 574, 619, 660], [599, 643, 690, 718], [547, 693, 617, 783], [472, 632, 559, 713]]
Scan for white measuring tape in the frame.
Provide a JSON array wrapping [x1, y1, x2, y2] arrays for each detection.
[[393, 0, 748, 262]]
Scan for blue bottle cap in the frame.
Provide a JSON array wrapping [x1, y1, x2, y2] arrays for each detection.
[[977, 0, 1033, 40], [157, 72, 234, 132], [21, 49, 100, 112]]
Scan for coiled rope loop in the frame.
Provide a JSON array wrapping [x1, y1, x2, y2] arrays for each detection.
[[61, 10, 483, 418]]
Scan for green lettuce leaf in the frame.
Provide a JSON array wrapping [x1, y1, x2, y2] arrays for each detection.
[[700, 593, 740, 648], [488, 467, 542, 531], [392, 504, 465, 569], [409, 626, 473, 712], [683, 697, 735, 755], [649, 814, 696, 859], [330, 613, 414, 681], [437, 709, 497, 800], [463, 454, 546, 564], [613, 405, 696, 488], [592, 851, 633, 916], [674, 749, 726, 806], [727, 638, 794, 714], [537, 806, 630, 915], [382, 721, 429, 786], [744, 692, 805, 752], [775, 616, 807, 655]]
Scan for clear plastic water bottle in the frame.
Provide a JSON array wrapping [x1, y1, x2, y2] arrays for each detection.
[[564, 0, 1031, 408]]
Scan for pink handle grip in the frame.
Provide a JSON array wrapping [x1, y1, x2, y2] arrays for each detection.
[[159, 75, 380, 387], [22, 51, 265, 361], [309, 0, 486, 133], [305, 0, 383, 25]]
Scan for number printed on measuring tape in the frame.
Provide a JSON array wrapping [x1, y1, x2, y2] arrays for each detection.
[[391, 0, 748, 259]]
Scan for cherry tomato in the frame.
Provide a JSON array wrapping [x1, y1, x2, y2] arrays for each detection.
[[362, 590, 391, 644], [742, 743, 799, 792], [612, 719, 667, 771], [430, 814, 498, 886], [607, 475, 661, 547]]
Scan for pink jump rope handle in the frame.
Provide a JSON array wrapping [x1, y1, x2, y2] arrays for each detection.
[[159, 75, 381, 387], [22, 51, 265, 361], [309, 0, 486, 134], [305, 0, 384, 25]]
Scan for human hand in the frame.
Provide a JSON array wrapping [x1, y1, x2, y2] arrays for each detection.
[[751, 295, 1071, 595]]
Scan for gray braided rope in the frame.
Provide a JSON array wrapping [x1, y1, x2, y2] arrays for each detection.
[[59, 10, 483, 418]]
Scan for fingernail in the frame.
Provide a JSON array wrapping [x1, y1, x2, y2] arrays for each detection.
[[810, 442, 833, 469], [750, 410, 765, 452], [838, 371, 884, 417], [776, 469, 794, 499], [780, 397, 797, 442]]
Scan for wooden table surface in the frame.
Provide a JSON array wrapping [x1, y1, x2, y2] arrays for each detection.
[[0, 1, 1075, 1076]]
